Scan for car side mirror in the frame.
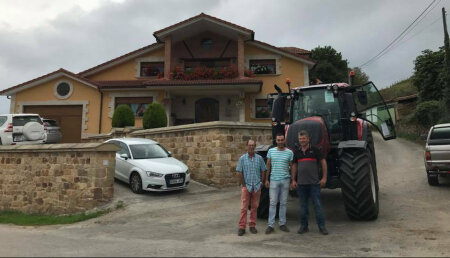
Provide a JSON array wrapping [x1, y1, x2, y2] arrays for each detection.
[[420, 134, 427, 141], [120, 153, 129, 160], [357, 91, 368, 106], [168, 151, 172, 157]]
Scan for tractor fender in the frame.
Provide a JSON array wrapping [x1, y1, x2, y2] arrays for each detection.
[[338, 140, 367, 149]]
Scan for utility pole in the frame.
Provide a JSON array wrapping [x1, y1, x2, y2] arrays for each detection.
[[442, 7, 450, 120]]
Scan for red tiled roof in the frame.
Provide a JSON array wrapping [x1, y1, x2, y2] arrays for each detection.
[[96, 78, 262, 89], [0, 68, 98, 95], [78, 42, 163, 76], [153, 13, 254, 39], [280, 47, 311, 56], [252, 40, 315, 64]]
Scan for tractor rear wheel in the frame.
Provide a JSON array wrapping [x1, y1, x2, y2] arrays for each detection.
[[340, 148, 379, 220], [257, 186, 270, 219]]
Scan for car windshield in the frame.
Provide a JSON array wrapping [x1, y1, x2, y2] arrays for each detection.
[[129, 144, 169, 159], [44, 120, 58, 127], [430, 127, 450, 140]]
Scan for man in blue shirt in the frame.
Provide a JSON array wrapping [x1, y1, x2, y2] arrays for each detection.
[[236, 139, 267, 236], [265, 133, 293, 234]]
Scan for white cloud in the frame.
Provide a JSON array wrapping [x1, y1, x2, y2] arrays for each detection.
[[0, 0, 449, 114]]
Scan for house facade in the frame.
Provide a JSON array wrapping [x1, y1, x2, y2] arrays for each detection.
[[0, 13, 315, 143]]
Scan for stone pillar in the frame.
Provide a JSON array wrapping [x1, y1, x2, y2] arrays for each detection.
[[164, 36, 172, 80], [237, 35, 245, 78]]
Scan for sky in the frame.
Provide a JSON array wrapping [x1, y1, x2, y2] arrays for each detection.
[[0, 0, 448, 113]]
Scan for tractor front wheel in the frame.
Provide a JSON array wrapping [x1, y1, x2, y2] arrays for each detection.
[[340, 148, 379, 220]]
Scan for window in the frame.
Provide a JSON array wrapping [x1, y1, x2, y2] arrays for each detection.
[[115, 97, 153, 117], [249, 59, 276, 74], [255, 99, 271, 119], [54, 81, 73, 99], [12, 116, 43, 126], [118, 142, 131, 157], [201, 38, 213, 49], [140, 62, 164, 77], [430, 127, 450, 140]]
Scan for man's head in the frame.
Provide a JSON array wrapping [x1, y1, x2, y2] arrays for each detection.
[[298, 130, 310, 148], [247, 139, 256, 155], [276, 133, 286, 148]]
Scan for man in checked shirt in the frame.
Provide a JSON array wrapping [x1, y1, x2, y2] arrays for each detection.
[[236, 139, 267, 236]]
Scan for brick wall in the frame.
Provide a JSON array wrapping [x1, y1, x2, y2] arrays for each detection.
[[84, 121, 272, 187], [0, 143, 119, 215]]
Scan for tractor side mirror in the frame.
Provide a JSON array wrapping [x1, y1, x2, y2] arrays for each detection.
[[342, 92, 356, 116], [272, 96, 286, 122], [357, 91, 368, 106]]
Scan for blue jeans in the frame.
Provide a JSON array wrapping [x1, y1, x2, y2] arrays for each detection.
[[297, 184, 325, 228], [268, 178, 290, 227]]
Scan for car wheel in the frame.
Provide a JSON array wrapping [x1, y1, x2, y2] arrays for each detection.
[[130, 173, 143, 194]]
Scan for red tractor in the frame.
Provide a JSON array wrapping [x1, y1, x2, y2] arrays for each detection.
[[256, 81, 396, 220]]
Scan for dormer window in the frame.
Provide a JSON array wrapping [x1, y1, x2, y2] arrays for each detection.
[[201, 38, 213, 49], [140, 62, 164, 77]]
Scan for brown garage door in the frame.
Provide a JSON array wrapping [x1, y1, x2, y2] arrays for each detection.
[[23, 105, 83, 143]]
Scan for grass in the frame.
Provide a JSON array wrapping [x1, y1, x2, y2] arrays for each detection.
[[379, 78, 417, 101], [0, 209, 110, 226], [397, 131, 425, 145]]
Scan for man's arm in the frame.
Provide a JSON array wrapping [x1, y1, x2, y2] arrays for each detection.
[[319, 158, 327, 188], [290, 162, 297, 190], [265, 158, 271, 188], [237, 172, 245, 186]]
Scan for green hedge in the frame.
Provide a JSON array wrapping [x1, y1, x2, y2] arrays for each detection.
[[413, 100, 443, 129], [143, 103, 167, 129], [112, 104, 135, 128]]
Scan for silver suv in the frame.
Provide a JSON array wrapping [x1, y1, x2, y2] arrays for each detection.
[[0, 114, 46, 145], [424, 123, 450, 186]]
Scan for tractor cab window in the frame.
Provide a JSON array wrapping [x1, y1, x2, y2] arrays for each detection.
[[353, 82, 396, 140], [292, 88, 341, 139]]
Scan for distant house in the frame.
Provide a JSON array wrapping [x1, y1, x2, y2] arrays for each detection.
[[0, 13, 315, 143]]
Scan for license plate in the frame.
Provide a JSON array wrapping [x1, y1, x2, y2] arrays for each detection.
[[170, 178, 184, 184], [13, 135, 23, 142]]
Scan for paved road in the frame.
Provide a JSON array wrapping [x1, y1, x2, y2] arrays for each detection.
[[0, 135, 449, 257]]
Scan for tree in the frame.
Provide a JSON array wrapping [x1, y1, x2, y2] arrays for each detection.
[[412, 48, 445, 102], [351, 67, 370, 85], [310, 46, 349, 83], [112, 104, 135, 128], [143, 103, 167, 129]]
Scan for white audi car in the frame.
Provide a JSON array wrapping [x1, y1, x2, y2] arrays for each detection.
[[106, 138, 190, 193]]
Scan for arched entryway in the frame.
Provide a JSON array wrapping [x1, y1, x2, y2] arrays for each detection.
[[195, 98, 219, 123]]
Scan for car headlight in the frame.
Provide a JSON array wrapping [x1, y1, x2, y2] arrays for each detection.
[[185, 170, 190, 175], [146, 171, 164, 177]]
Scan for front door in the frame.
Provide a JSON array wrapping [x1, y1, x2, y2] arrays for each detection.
[[195, 98, 219, 123]]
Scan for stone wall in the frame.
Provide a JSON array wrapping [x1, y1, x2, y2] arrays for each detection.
[[0, 143, 119, 215], [84, 121, 272, 187]]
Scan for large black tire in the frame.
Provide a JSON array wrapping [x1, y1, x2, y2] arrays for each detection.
[[366, 130, 376, 168], [340, 148, 379, 220], [257, 186, 270, 219], [427, 174, 439, 186]]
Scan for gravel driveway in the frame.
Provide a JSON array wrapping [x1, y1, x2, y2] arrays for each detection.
[[0, 134, 449, 257]]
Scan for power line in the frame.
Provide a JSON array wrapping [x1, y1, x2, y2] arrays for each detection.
[[359, 0, 437, 68], [364, 1, 443, 65]]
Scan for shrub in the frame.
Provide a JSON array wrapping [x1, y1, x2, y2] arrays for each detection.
[[112, 104, 135, 128], [143, 103, 167, 129], [413, 100, 443, 128]]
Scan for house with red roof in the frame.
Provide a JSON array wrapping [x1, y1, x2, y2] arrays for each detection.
[[0, 13, 315, 143]]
